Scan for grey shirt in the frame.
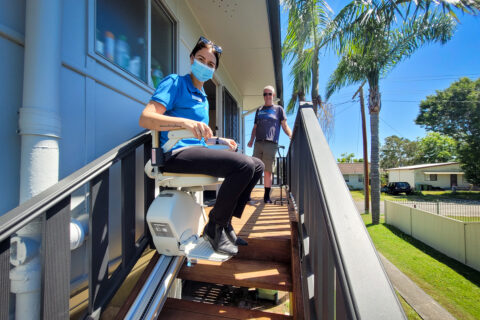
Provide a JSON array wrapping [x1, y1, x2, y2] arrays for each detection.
[[254, 104, 286, 144]]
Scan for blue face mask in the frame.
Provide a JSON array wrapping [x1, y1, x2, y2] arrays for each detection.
[[191, 59, 215, 82]]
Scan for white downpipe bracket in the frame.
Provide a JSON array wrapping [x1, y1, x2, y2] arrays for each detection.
[[13, 0, 63, 319]]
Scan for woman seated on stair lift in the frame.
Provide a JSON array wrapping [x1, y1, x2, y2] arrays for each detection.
[[139, 37, 264, 256]]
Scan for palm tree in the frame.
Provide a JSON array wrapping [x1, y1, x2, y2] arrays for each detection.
[[326, 2, 456, 224], [282, 0, 332, 126]]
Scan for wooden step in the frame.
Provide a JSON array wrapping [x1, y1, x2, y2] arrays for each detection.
[[159, 298, 293, 320], [178, 257, 292, 292], [235, 238, 290, 263]]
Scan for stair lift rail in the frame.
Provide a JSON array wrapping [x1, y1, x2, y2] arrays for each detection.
[[287, 104, 406, 320], [0, 131, 155, 320]]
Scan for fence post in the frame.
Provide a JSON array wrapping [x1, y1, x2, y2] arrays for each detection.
[[436, 201, 440, 215]]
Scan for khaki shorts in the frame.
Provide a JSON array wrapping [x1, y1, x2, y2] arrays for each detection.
[[253, 140, 277, 172]]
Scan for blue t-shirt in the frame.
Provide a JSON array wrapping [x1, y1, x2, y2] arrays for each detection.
[[254, 104, 286, 144], [151, 74, 209, 152]]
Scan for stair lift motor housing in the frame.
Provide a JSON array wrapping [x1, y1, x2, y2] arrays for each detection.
[[147, 190, 231, 262]]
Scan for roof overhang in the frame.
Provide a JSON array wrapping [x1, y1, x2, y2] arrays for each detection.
[[423, 171, 465, 175], [186, 0, 283, 111]]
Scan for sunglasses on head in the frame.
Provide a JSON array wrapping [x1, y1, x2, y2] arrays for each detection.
[[198, 36, 223, 54], [263, 92, 273, 96]]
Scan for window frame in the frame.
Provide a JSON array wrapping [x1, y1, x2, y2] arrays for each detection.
[[87, 0, 177, 90]]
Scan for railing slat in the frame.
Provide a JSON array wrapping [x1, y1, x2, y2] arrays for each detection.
[[144, 138, 155, 243], [43, 196, 71, 319], [89, 171, 110, 315], [0, 239, 10, 320], [122, 151, 136, 264]]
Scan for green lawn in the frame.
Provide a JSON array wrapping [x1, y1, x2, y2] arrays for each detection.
[[363, 214, 480, 320], [351, 189, 480, 202]]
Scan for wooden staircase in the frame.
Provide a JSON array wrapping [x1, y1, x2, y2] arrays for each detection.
[[116, 188, 303, 320]]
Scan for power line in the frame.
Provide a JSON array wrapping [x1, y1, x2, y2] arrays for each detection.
[[383, 99, 477, 103], [379, 116, 405, 137]]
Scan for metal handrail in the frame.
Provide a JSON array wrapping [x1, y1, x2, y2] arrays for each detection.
[[288, 105, 406, 319], [0, 131, 151, 241], [0, 130, 155, 319]]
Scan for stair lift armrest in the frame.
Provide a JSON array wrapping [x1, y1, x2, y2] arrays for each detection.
[[162, 129, 196, 153]]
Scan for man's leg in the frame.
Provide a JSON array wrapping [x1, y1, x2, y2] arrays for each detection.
[[262, 142, 277, 203], [232, 157, 265, 219], [264, 171, 273, 203]]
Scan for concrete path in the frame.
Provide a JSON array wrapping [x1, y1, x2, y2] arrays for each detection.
[[379, 253, 456, 320]]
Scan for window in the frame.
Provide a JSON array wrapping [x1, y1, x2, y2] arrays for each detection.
[[343, 175, 349, 182], [95, 0, 175, 85], [223, 89, 239, 143], [96, 0, 147, 81], [358, 175, 364, 182], [151, 1, 175, 87], [425, 174, 437, 181]]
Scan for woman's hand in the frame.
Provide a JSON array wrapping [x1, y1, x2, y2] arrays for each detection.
[[221, 138, 237, 151], [183, 119, 213, 141]]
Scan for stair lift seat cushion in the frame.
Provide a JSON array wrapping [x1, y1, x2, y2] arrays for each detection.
[[144, 159, 221, 188]]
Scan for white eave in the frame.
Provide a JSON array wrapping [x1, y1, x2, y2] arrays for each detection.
[[186, 0, 283, 111], [423, 171, 464, 175]]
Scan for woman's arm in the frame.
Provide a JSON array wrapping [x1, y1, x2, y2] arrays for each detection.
[[139, 100, 213, 140], [205, 137, 237, 151]]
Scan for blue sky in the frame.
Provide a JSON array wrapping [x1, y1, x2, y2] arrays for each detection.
[[244, 3, 480, 160]]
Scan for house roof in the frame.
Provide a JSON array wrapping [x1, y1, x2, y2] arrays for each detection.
[[387, 162, 459, 171], [186, 0, 283, 111], [338, 163, 369, 175]]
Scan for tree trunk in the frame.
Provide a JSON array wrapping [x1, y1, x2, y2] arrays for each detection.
[[311, 47, 320, 116], [359, 87, 369, 213], [369, 84, 381, 224]]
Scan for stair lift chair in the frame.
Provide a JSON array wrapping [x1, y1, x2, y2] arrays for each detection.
[[145, 130, 232, 263]]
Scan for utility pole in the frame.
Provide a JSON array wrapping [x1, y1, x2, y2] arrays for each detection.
[[353, 81, 369, 213]]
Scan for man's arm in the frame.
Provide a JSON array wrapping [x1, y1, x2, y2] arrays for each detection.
[[281, 120, 292, 139], [247, 124, 257, 148]]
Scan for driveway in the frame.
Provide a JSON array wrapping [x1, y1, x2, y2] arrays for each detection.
[[355, 200, 385, 215]]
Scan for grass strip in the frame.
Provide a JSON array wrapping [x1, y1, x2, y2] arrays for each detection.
[[363, 214, 480, 320]]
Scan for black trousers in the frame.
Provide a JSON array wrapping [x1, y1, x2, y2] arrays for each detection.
[[164, 147, 264, 226]]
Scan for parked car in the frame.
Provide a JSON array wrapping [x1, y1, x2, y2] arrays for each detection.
[[385, 182, 412, 195]]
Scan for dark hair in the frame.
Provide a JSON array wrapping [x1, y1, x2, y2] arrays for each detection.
[[190, 38, 221, 69]]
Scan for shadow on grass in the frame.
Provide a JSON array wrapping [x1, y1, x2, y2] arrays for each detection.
[[376, 221, 480, 288]]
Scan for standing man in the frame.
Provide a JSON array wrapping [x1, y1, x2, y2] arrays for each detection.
[[248, 86, 292, 203]]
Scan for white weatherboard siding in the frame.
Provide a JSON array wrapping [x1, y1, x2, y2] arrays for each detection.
[[345, 174, 364, 190], [0, 0, 25, 215], [388, 170, 415, 188]]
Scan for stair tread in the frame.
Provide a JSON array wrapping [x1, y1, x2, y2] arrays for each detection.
[[160, 298, 293, 320], [235, 238, 290, 263], [178, 257, 292, 291]]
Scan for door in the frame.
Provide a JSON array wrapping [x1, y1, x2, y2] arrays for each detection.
[[450, 174, 457, 187]]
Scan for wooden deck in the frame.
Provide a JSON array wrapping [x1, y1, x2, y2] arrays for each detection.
[[114, 187, 302, 320], [167, 187, 300, 319]]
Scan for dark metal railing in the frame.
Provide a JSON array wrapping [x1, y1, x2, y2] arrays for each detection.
[[287, 104, 406, 319], [391, 199, 480, 222], [0, 131, 154, 319]]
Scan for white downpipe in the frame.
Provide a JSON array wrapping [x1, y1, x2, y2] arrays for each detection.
[[12, 0, 62, 319]]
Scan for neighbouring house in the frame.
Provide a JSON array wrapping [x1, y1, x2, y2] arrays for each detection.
[[387, 162, 470, 190], [338, 163, 369, 190]]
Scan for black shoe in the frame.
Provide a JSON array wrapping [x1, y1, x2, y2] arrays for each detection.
[[264, 199, 273, 204], [203, 222, 238, 255], [225, 224, 248, 246]]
